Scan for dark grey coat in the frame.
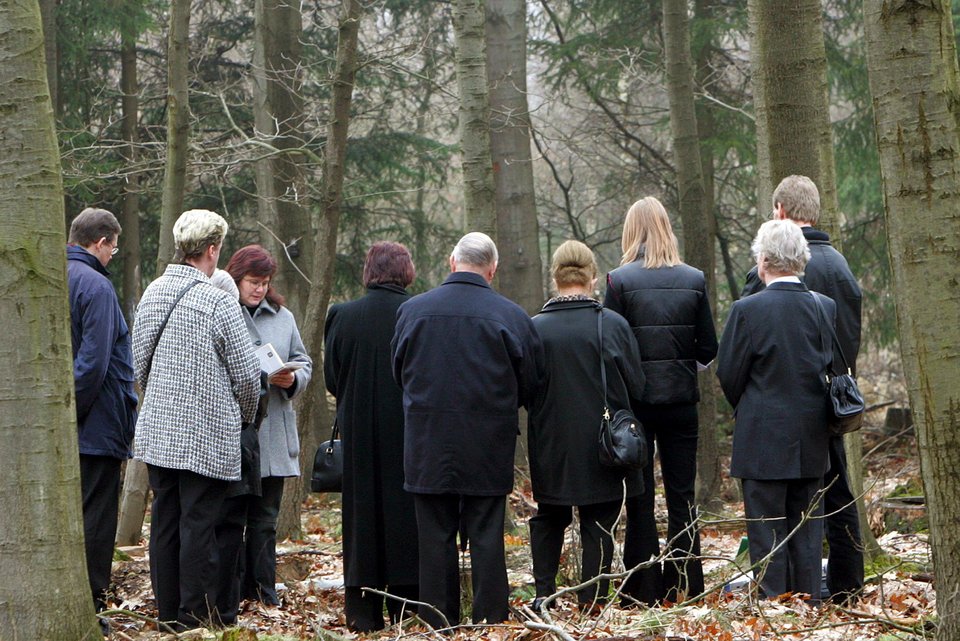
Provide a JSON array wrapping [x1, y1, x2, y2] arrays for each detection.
[[528, 299, 645, 505], [325, 285, 419, 587], [717, 281, 836, 480], [391, 272, 545, 496]]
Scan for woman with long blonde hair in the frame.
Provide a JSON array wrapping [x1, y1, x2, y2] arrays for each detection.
[[604, 196, 718, 605]]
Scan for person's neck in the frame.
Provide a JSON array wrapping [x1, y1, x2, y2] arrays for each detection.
[[555, 285, 592, 297], [185, 258, 214, 277]]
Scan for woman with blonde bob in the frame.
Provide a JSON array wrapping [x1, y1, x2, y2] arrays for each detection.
[[604, 197, 718, 604], [527, 240, 645, 611]]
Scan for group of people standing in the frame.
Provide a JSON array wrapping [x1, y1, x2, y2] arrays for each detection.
[[66, 172, 863, 634], [67, 208, 311, 633]]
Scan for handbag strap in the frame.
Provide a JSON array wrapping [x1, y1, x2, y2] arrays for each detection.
[[597, 308, 610, 419], [809, 291, 851, 376], [330, 418, 340, 441], [144, 279, 203, 385]]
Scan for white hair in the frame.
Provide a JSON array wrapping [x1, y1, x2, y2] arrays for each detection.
[[208, 269, 239, 300], [173, 209, 228, 261], [751, 219, 810, 275], [451, 232, 498, 268]]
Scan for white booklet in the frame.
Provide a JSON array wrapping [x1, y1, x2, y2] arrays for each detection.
[[254, 342, 306, 375]]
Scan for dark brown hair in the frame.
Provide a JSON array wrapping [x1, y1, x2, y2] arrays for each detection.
[[68, 208, 121, 247], [225, 244, 285, 308], [363, 242, 416, 288]]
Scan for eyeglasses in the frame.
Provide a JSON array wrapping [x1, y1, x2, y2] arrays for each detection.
[[101, 237, 119, 256], [243, 277, 271, 291]]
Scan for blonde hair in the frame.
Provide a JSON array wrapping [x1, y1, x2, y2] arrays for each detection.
[[619, 197, 681, 268], [772, 175, 820, 224], [173, 209, 228, 262], [551, 240, 597, 290]]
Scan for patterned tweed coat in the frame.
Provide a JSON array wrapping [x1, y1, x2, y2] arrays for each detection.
[[132, 264, 261, 480]]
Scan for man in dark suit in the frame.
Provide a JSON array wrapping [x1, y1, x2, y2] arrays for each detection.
[[391, 232, 545, 629], [719, 219, 836, 601], [741, 175, 864, 602]]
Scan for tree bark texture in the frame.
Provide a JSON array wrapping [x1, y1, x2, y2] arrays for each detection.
[[747, 0, 839, 235], [253, 0, 312, 321], [39, 0, 57, 114], [284, 0, 362, 540], [486, 0, 543, 315], [453, 0, 497, 238], [0, 2, 98, 637], [663, 0, 721, 511], [864, 2, 960, 638], [156, 0, 191, 270], [120, 26, 141, 323]]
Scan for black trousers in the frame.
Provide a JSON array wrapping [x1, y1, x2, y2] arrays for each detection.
[[80, 455, 122, 612], [213, 494, 249, 625], [529, 500, 621, 604], [242, 476, 285, 605], [413, 493, 508, 629], [823, 436, 864, 599], [147, 464, 227, 628], [344, 584, 418, 632], [742, 477, 824, 602], [623, 404, 703, 604]]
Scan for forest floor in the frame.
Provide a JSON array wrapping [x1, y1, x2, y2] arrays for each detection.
[[104, 415, 934, 641]]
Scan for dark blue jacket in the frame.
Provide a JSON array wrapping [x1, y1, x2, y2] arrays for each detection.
[[67, 245, 138, 459], [391, 272, 545, 495]]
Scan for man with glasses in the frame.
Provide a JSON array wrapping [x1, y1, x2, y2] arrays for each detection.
[[66, 207, 139, 632]]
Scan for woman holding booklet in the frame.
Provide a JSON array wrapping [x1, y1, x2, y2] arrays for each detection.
[[225, 245, 313, 606]]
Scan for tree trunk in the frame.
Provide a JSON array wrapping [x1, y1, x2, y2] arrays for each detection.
[[119, 24, 141, 324], [486, 0, 542, 315], [864, 3, 960, 639], [453, 0, 496, 238], [253, 0, 312, 321], [119, 0, 190, 547], [38, 0, 57, 114], [747, 0, 839, 235], [284, 0, 362, 541], [663, 0, 721, 512], [156, 0, 191, 268], [0, 3, 97, 636]]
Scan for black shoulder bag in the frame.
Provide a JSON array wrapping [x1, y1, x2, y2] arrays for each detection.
[[596, 309, 646, 469], [811, 292, 865, 435], [143, 280, 203, 388], [311, 420, 343, 492]]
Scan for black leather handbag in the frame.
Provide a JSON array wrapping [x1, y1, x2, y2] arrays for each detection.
[[595, 310, 646, 469], [811, 293, 865, 435], [311, 420, 343, 492]]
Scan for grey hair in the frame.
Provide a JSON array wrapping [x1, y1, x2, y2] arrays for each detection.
[[172, 209, 228, 262], [751, 219, 810, 276], [208, 269, 239, 300], [451, 232, 498, 268], [772, 175, 821, 224]]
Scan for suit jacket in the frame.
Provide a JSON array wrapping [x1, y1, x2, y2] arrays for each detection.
[[717, 281, 835, 480], [742, 227, 861, 375], [391, 271, 545, 496]]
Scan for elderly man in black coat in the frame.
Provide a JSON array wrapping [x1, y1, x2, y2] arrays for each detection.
[[391, 232, 545, 629], [741, 175, 864, 602], [718, 219, 836, 602]]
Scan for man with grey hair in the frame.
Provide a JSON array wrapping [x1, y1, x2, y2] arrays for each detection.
[[391, 232, 544, 628], [66, 208, 139, 628], [132, 209, 260, 631], [742, 175, 864, 602]]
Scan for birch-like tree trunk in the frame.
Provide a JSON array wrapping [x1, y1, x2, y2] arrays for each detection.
[[0, 3, 97, 636], [663, 0, 721, 511], [253, 0, 312, 321], [453, 0, 496, 237], [486, 0, 542, 314], [288, 0, 362, 539], [747, 0, 839, 235], [156, 0, 191, 268], [865, 3, 960, 638]]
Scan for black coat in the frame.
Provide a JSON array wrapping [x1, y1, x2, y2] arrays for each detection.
[[604, 260, 718, 405], [325, 285, 419, 587], [742, 227, 862, 375], [391, 272, 545, 496], [717, 282, 836, 480], [528, 299, 645, 505]]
